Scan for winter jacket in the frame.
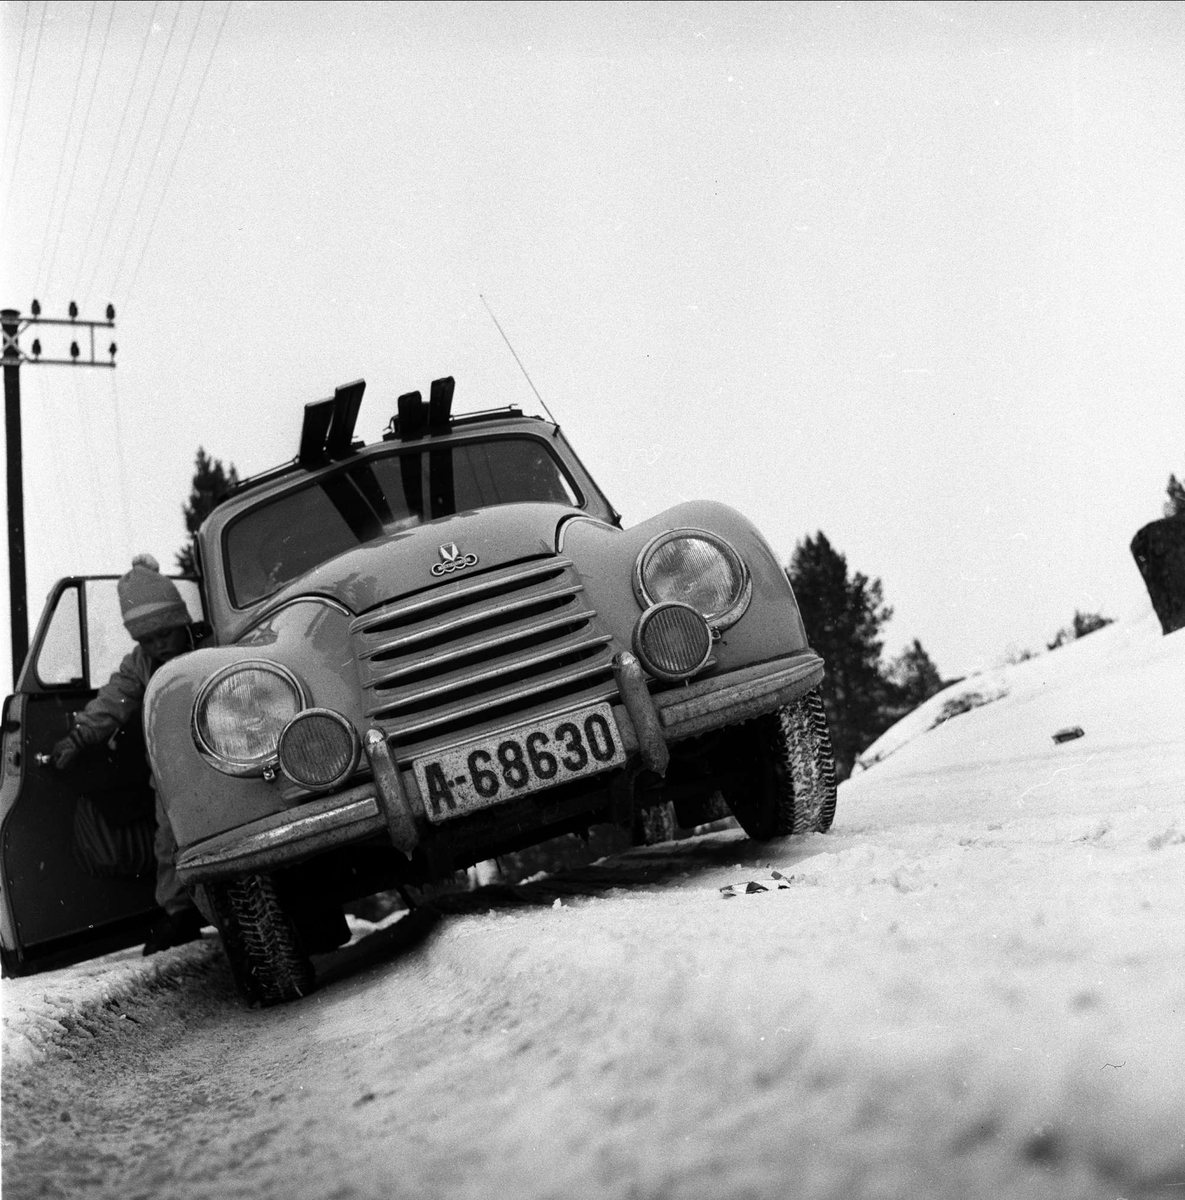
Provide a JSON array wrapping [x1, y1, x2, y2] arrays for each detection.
[[71, 643, 157, 746]]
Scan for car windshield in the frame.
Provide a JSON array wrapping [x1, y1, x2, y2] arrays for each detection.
[[225, 436, 581, 607]]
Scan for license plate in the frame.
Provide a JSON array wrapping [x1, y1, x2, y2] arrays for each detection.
[[412, 702, 626, 822]]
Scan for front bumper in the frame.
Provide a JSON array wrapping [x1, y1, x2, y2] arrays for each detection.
[[175, 650, 823, 886]]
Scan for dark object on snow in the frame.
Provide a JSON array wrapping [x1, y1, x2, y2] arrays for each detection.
[[1131, 518, 1185, 635], [719, 872, 795, 898], [1051, 726, 1085, 745]]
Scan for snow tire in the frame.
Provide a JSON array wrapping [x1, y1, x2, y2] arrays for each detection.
[[208, 872, 316, 1006], [721, 687, 838, 840]]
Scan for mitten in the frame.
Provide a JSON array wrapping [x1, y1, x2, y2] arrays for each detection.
[[50, 729, 85, 771]]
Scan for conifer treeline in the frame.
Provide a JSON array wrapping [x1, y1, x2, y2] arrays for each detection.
[[785, 532, 946, 780], [176, 448, 239, 577]]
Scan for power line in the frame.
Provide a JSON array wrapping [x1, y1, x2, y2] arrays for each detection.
[[69, 368, 116, 565], [4, 0, 48, 213], [72, 0, 159, 305], [81, 0, 182, 304], [33, 1, 99, 298], [44, 0, 117, 299], [124, 0, 232, 302], [107, 370, 134, 564], [29, 370, 83, 569], [109, 0, 206, 298], [1, 1, 31, 169], [28, 372, 83, 569]]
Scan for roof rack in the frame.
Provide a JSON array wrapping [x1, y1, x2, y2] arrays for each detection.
[[225, 457, 302, 499], [382, 402, 533, 441]]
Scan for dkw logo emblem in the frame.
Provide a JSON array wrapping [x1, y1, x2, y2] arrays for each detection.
[[431, 543, 479, 577]]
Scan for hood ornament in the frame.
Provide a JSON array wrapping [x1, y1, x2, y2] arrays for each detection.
[[431, 542, 479, 577]]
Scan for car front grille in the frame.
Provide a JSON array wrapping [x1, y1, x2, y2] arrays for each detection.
[[350, 556, 619, 762]]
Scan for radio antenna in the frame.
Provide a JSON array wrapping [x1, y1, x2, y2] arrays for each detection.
[[479, 293, 560, 427]]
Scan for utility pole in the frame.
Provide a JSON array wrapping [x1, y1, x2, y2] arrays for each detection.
[[2, 302, 116, 687]]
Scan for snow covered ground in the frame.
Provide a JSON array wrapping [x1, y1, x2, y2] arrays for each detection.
[[3, 603, 1183, 1199]]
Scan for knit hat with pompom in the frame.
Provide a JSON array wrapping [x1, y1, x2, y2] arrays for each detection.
[[118, 554, 189, 639]]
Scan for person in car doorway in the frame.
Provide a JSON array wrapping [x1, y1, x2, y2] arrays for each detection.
[[51, 554, 208, 955]]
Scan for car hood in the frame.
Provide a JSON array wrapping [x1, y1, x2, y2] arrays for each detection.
[[256, 502, 584, 618]]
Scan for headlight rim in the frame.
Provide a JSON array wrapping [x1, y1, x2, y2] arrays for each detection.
[[191, 659, 308, 777], [276, 707, 361, 792], [633, 527, 752, 630]]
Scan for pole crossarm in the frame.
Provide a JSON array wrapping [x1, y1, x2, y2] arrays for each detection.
[[14, 357, 117, 368], [4, 310, 118, 369], [14, 316, 116, 330]]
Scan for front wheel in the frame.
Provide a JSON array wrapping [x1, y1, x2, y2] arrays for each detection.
[[207, 873, 316, 1006], [719, 687, 838, 840]]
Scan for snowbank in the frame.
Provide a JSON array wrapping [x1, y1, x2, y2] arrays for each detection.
[[855, 603, 1170, 772], [1, 937, 217, 1071]]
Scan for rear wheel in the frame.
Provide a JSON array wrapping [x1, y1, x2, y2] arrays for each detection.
[[207, 873, 315, 1006], [720, 687, 838, 840]]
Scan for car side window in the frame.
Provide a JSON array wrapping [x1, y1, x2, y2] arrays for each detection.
[[85, 580, 137, 687], [35, 585, 85, 688]]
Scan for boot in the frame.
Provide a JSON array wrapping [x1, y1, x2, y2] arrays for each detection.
[[142, 907, 205, 956]]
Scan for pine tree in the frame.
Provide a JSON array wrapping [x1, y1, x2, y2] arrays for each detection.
[[787, 532, 894, 779], [888, 638, 944, 710], [176, 448, 239, 577], [1165, 473, 1185, 519]]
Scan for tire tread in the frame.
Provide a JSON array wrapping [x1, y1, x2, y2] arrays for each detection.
[[209, 873, 315, 1006], [723, 686, 838, 840]]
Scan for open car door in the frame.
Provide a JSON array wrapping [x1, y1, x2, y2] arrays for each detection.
[[0, 575, 204, 975]]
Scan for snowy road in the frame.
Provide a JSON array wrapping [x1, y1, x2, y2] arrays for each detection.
[[3, 610, 1184, 1200]]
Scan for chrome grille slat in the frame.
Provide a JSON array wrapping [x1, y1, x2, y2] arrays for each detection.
[[390, 677, 620, 763], [357, 606, 599, 686], [356, 579, 584, 658], [367, 652, 617, 733], [366, 632, 614, 712], [350, 558, 575, 636], [351, 554, 620, 756]]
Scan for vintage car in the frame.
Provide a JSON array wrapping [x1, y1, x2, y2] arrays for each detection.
[[0, 377, 836, 1002]]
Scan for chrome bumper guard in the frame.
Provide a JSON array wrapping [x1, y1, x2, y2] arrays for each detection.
[[175, 650, 824, 886]]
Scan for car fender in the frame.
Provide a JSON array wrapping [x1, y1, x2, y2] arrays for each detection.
[[559, 500, 810, 673], [145, 598, 358, 848]]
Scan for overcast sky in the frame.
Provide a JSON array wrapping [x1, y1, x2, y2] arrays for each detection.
[[2, 0, 1183, 687]]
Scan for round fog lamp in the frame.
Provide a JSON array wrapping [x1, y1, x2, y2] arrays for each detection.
[[278, 709, 360, 789], [633, 602, 713, 682]]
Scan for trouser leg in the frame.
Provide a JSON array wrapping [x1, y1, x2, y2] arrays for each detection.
[[154, 791, 193, 915]]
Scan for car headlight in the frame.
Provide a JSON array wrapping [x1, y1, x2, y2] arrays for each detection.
[[634, 529, 751, 629], [192, 661, 305, 777]]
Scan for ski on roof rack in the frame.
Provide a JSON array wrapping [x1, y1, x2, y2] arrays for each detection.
[[226, 376, 540, 499]]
